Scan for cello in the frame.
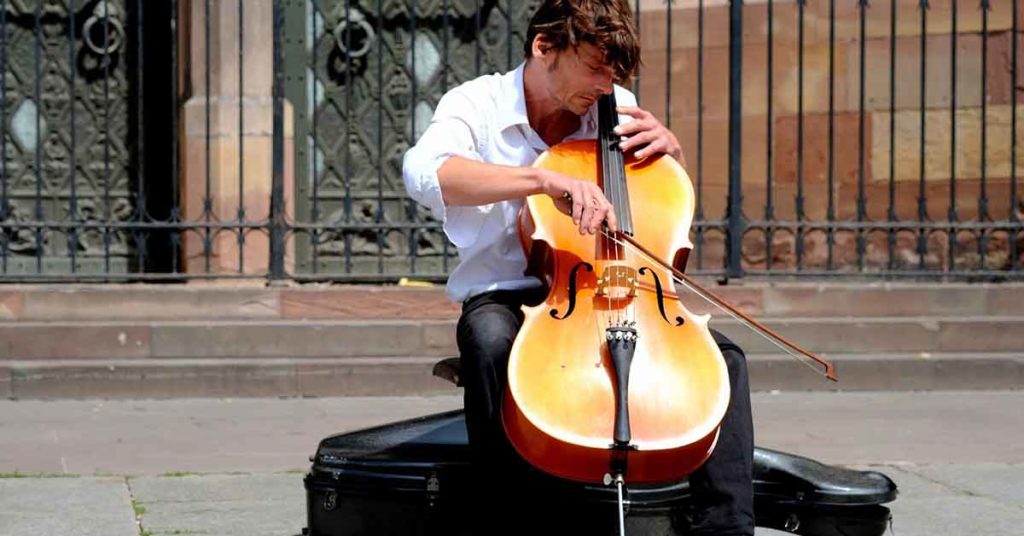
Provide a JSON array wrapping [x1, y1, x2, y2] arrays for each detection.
[[501, 92, 836, 528]]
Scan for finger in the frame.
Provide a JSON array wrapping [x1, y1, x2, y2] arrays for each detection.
[[635, 138, 669, 160], [592, 194, 615, 234], [613, 118, 655, 137], [614, 106, 650, 120], [586, 201, 606, 234], [554, 194, 573, 216], [571, 187, 586, 227], [578, 190, 596, 235], [582, 206, 599, 235], [578, 186, 606, 232], [605, 204, 618, 234], [619, 129, 660, 155], [595, 196, 617, 234]]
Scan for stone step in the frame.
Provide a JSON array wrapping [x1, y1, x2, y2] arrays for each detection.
[[2, 316, 1023, 359], [2, 282, 1024, 322], [0, 320, 456, 360], [1, 352, 1020, 399], [710, 315, 1024, 355], [0, 357, 455, 399]]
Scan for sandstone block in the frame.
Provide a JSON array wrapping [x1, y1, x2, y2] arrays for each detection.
[[848, 33, 986, 113], [0, 291, 24, 320], [181, 102, 295, 276], [280, 286, 458, 320], [637, 0, 1022, 51], [871, 105, 1024, 184], [987, 31, 1024, 106], [0, 324, 151, 360], [17, 286, 279, 321], [773, 111, 871, 190], [640, 41, 853, 119]]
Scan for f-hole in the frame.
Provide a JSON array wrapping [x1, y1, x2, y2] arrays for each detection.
[[638, 267, 685, 326], [550, 262, 593, 320]]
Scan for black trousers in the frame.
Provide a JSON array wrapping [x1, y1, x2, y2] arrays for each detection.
[[456, 289, 755, 536]]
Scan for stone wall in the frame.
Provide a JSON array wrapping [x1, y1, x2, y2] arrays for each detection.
[[636, 0, 1024, 272], [179, 0, 294, 276]]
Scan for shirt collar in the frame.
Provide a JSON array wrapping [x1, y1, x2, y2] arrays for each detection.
[[497, 62, 530, 132], [497, 61, 599, 136]]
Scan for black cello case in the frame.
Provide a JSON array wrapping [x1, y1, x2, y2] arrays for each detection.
[[303, 409, 896, 536]]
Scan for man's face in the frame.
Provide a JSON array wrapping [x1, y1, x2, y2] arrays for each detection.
[[541, 41, 616, 116]]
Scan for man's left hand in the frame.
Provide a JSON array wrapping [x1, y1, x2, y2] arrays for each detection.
[[614, 106, 685, 166]]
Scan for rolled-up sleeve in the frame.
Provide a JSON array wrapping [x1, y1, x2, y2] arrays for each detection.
[[402, 89, 488, 248], [614, 86, 639, 126]]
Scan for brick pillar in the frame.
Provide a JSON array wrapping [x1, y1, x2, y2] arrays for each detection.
[[180, 0, 295, 278]]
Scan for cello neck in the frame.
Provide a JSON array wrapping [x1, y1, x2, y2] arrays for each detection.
[[598, 93, 634, 237]]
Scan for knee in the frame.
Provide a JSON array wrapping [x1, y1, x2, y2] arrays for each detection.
[[457, 308, 519, 371]]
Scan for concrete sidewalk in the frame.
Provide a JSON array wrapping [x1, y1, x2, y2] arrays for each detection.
[[0, 391, 1021, 536]]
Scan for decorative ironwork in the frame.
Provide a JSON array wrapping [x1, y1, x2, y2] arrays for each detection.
[[0, 0, 1019, 282], [1, 0, 133, 275], [289, 0, 543, 278]]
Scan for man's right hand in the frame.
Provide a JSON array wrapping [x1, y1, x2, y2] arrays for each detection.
[[538, 170, 618, 235]]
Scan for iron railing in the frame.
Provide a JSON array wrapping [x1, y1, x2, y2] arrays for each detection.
[[0, 0, 1020, 283]]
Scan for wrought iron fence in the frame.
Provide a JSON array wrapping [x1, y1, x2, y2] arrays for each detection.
[[0, 0, 1021, 283], [283, 0, 548, 281]]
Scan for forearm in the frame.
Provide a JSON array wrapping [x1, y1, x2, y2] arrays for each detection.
[[437, 156, 546, 206]]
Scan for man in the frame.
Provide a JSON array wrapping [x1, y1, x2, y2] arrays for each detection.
[[402, 1, 754, 534]]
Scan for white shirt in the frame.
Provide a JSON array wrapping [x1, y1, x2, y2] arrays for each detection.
[[402, 62, 638, 303]]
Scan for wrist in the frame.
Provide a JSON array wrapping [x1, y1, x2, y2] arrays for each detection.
[[530, 168, 551, 197]]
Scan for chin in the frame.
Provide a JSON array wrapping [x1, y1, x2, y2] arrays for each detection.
[[572, 102, 592, 115]]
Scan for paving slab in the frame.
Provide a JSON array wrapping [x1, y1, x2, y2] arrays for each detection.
[[0, 477, 138, 536], [0, 365, 10, 399], [0, 396, 465, 476], [875, 466, 1024, 536], [0, 393, 1021, 536], [130, 473, 304, 536], [750, 391, 1024, 466], [0, 392, 1020, 478], [121, 466, 1020, 536], [908, 463, 1024, 510], [122, 472, 803, 536]]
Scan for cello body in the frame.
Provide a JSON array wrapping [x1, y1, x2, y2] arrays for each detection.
[[502, 113, 731, 484]]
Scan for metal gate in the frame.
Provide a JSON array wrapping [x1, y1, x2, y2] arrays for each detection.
[[1, 0, 135, 275], [1, 0, 1022, 282], [283, 0, 543, 281]]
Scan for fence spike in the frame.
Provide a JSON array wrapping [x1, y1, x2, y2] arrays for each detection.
[[980, 0, 990, 10]]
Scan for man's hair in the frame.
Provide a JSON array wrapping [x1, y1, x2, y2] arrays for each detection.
[[523, 0, 641, 83]]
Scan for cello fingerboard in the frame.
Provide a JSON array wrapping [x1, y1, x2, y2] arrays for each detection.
[[597, 93, 634, 238]]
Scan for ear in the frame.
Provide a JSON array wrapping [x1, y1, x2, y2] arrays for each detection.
[[530, 33, 555, 61]]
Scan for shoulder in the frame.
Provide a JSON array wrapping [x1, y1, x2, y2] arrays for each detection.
[[436, 71, 506, 117]]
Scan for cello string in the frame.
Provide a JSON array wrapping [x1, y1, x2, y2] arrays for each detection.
[[600, 95, 615, 328], [599, 230, 832, 379]]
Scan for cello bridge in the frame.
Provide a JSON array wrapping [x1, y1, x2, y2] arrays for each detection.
[[596, 265, 638, 300]]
